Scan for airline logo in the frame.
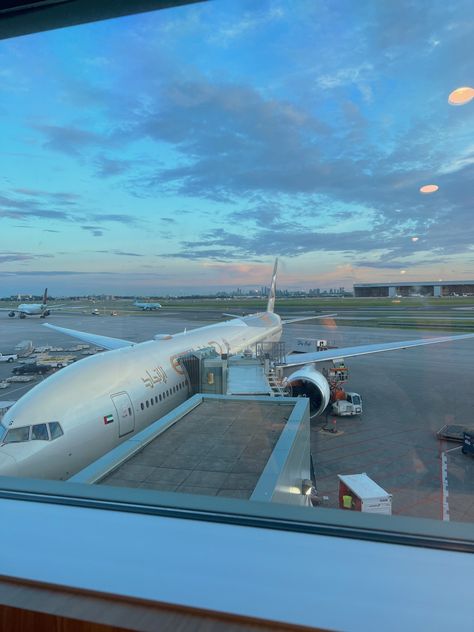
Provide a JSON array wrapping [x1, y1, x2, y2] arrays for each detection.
[[103, 414, 114, 425]]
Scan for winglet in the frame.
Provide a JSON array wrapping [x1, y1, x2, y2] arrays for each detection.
[[266, 258, 278, 313]]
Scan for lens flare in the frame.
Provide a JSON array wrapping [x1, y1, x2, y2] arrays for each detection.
[[420, 184, 439, 194], [448, 87, 474, 106]]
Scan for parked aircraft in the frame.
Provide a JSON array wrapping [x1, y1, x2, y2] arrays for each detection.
[[0, 288, 71, 319], [133, 300, 162, 310], [0, 259, 473, 480]]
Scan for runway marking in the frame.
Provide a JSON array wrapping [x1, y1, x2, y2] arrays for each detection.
[[441, 444, 463, 521], [441, 451, 450, 521]]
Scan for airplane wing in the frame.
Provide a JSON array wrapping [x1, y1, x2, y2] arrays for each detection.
[[281, 332, 474, 368], [281, 313, 337, 324], [43, 323, 134, 350]]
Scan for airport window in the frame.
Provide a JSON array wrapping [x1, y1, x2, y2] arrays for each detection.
[[48, 422, 64, 440], [31, 424, 49, 441], [0, 0, 473, 582], [4, 427, 30, 444]]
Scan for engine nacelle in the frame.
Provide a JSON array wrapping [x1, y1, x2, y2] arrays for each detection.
[[286, 365, 331, 418]]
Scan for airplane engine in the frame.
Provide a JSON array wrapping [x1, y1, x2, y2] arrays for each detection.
[[286, 365, 331, 418], [41, 310, 50, 318], [8, 311, 15, 318]]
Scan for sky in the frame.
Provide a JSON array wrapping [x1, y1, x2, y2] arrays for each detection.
[[0, 0, 473, 295]]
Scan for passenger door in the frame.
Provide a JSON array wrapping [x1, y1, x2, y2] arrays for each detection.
[[111, 392, 135, 437]]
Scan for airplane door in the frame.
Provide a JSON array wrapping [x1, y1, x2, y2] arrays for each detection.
[[111, 392, 135, 437]]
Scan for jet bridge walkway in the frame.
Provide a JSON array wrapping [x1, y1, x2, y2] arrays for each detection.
[[178, 345, 290, 400]]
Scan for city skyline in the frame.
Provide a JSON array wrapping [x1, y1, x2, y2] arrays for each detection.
[[0, 0, 472, 294]]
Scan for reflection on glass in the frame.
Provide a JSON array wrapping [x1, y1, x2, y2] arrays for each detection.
[[448, 86, 474, 105]]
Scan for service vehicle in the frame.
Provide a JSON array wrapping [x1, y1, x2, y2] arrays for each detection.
[[0, 353, 18, 363], [331, 391, 362, 416], [12, 363, 52, 376]]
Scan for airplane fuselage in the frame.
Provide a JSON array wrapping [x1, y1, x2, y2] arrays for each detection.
[[134, 302, 162, 310], [0, 313, 282, 479], [17, 303, 48, 315]]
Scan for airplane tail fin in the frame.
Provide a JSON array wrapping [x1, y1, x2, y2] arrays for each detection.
[[43, 288, 48, 304], [266, 258, 278, 313]]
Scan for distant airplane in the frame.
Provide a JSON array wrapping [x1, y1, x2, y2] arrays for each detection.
[[0, 288, 69, 319], [0, 259, 473, 480], [133, 300, 162, 310]]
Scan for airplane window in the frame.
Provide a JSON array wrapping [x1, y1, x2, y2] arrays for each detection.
[[0, 425, 7, 442], [4, 427, 31, 444], [128, 408, 132, 416], [146, 401, 149, 408], [48, 422, 64, 440], [159, 394, 162, 402], [140, 403, 144, 411], [155, 396, 158, 404], [31, 424, 49, 441]]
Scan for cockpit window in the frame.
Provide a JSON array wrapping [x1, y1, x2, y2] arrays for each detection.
[[48, 422, 64, 440], [31, 424, 49, 441], [0, 424, 6, 442], [4, 426, 30, 443]]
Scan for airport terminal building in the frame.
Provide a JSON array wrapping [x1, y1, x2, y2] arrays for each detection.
[[354, 281, 474, 298]]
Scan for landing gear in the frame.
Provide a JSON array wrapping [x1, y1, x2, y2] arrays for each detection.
[[19, 313, 26, 319]]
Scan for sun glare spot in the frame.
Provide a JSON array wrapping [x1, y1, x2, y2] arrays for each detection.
[[448, 86, 474, 106], [420, 184, 439, 194], [411, 237, 419, 242]]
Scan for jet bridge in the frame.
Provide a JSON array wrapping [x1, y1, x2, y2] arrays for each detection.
[[178, 345, 289, 399]]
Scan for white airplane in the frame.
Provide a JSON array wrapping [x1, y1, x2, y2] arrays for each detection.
[[0, 288, 69, 319], [133, 300, 162, 310], [0, 259, 473, 480]]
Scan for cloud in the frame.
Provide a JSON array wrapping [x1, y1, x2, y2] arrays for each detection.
[[95, 156, 137, 177], [94, 249, 144, 257], [34, 124, 110, 156], [90, 213, 139, 226], [81, 225, 104, 237], [0, 252, 53, 264], [208, 6, 285, 45]]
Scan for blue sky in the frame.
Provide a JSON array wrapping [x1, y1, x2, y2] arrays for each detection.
[[0, 0, 472, 295]]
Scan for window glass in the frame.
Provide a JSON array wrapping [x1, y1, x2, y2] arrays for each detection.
[[4, 427, 30, 443], [0, 0, 473, 550], [49, 422, 64, 440], [31, 424, 49, 441]]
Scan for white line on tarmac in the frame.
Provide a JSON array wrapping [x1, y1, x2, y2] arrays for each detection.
[[441, 451, 449, 521], [440, 446, 462, 520]]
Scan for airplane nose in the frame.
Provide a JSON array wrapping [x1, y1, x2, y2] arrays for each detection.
[[0, 452, 18, 476]]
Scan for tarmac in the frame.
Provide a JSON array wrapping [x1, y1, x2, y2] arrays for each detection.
[[0, 308, 473, 523]]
